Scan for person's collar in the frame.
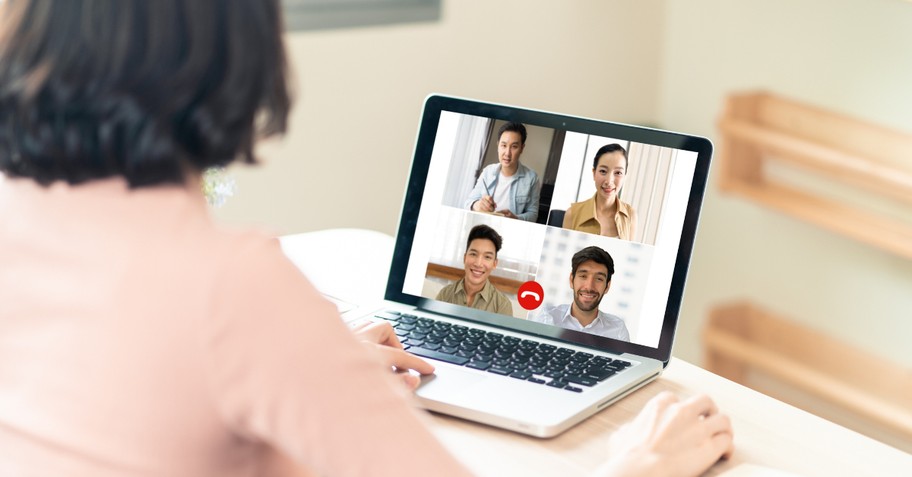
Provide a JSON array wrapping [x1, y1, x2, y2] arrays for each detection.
[[616, 199, 632, 218], [477, 278, 497, 302], [585, 193, 630, 219], [564, 304, 602, 328], [457, 277, 494, 302], [498, 162, 525, 178], [578, 193, 598, 223]]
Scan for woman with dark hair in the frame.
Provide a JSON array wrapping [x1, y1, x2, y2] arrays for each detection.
[[563, 144, 639, 241], [0, 1, 731, 476]]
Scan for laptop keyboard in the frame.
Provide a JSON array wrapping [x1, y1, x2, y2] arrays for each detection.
[[375, 311, 632, 393]]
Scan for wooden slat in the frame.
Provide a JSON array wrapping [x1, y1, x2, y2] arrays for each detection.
[[719, 117, 912, 204], [704, 302, 912, 440], [718, 94, 764, 186], [750, 92, 912, 167], [716, 91, 912, 260], [721, 180, 912, 260]]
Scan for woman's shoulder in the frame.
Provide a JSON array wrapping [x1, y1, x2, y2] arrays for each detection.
[[565, 197, 591, 216]]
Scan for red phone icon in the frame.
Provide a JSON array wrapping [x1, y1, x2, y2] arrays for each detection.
[[517, 281, 544, 310]]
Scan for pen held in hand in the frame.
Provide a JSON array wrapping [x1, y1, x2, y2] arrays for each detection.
[[481, 177, 491, 196]]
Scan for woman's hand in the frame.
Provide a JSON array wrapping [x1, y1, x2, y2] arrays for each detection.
[[597, 392, 734, 477], [351, 320, 435, 390]]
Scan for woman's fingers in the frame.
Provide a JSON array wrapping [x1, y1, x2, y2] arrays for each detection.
[[351, 320, 404, 349], [679, 394, 719, 419]]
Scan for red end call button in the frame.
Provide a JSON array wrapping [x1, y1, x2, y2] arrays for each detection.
[[517, 281, 544, 311]]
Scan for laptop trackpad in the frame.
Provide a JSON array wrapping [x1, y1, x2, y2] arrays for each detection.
[[416, 366, 487, 399]]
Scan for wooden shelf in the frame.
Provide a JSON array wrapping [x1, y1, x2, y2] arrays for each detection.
[[704, 302, 912, 446], [717, 92, 912, 259]]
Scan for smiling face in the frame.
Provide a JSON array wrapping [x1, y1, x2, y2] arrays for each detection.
[[497, 130, 524, 175], [592, 151, 627, 204], [463, 238, 498, 290], [570, 260, 610, 314]]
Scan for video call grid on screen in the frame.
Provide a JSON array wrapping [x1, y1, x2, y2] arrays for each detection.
[[394, 100, 706, 356]]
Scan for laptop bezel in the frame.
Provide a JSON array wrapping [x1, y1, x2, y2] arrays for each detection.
[[385, 94, 711, 365]]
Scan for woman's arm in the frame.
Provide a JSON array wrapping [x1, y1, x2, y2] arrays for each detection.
[[204, 237, 473, 477]]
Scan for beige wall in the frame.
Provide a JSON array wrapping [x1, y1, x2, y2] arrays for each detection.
[[659, 0, 912, 367], [213, 0, 666, 235]]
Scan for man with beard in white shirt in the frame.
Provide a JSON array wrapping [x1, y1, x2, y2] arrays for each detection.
[[530, 246, 630, 340]]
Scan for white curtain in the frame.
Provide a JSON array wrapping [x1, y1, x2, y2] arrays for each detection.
[[624, 143, 676, 245], [442, 115, 492, 208]]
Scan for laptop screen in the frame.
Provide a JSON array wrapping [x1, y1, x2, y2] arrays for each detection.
[[386, 96, 711, 363]]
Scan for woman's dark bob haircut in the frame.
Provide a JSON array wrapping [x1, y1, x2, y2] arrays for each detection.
[[0, 0, 291, 187]]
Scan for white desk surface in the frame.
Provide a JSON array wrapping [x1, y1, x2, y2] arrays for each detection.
[[280, 229, 912, 477]]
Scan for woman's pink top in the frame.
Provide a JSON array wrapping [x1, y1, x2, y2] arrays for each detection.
[[0, 178, 470, 477]]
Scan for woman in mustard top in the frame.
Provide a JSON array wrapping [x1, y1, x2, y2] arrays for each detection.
[[563, 143, 638, 241]]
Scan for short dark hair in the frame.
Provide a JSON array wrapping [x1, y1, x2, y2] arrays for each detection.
[[466, 224, 503, 256], [592, 143, 628, 171], [0, 0, 291, 188], [497, 122, 527, 145], [571, 246, 615, 280]]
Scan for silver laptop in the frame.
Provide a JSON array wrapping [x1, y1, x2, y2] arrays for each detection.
[[365, 95, 711, 437]]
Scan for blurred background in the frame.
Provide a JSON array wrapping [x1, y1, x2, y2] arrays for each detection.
[[213, 0, 912, 451]]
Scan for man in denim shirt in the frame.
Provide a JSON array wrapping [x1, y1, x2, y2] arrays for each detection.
[[465, 122, 540, 222]]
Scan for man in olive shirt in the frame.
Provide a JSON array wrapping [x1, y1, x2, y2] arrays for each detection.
[[435, 224, 513, 316]]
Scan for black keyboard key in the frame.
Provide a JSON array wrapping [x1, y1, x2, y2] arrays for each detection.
[[375, 312, 400, 322], [456, 349, 475, 358], [546, 379, 567, 388], [585, 368, 616, 381], [513, 348, 532, 359], [399, 315, 418, 324], [440, 345, 458, 354], [564, 375, 598, 387], [407, 339, 425, 348], [466, 361, 491, 371], [564, 386, 583, 393], [474, 352, 493, 362], [607, 362, 630, 371], [397, 323, 416, 331], [488, 366, 514, 376], [509, 370, 532, 380], [409, 347, 469, 366], [423, 342, 441, 351], [527, 377, 547, 384]]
